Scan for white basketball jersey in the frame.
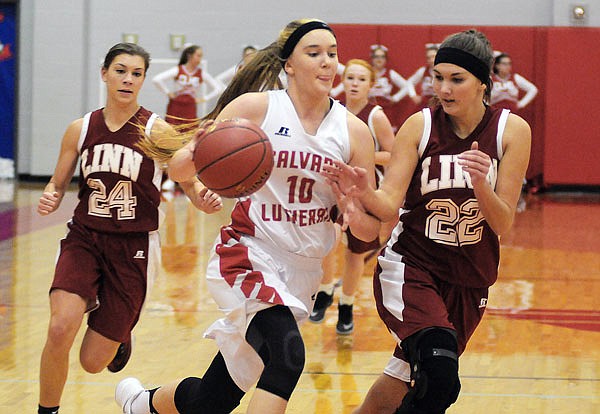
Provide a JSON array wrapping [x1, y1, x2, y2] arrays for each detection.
[[228, 89, 350, 258]]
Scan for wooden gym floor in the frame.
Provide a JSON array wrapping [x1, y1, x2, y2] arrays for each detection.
[[0, 181, 598, 413]]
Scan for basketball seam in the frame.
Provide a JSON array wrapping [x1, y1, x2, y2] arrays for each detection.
[[194, 121, 273, 197], [203, 142, 271, 192], [196, 139, 269, 176]]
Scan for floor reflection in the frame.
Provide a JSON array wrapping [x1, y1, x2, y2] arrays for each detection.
[[0, 183, 598, 413]]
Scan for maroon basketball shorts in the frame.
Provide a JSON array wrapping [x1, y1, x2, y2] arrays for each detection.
[[373, 249, 488, 381], [345, 227, 380, 254], [52, 220, 159, 342]]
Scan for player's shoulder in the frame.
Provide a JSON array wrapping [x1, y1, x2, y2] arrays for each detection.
[[505, 112, 531, 135], [371, 105, 388, 121], [403, 109, 426, 131], [503, 112, 531, 146], [346, 109, 370, 135], [59, 116, 87, 148], [218, 92, 269, 125], [66, 116, 85, 135], [395, 110, 426, 146]]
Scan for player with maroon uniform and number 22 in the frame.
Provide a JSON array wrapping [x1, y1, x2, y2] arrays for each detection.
[[323, 29, 531, 414]]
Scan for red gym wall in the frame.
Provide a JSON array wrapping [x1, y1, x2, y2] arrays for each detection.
[[330, 24, 600, 188]]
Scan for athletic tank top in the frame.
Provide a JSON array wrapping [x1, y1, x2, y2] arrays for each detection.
[[73, 107, 163, 233], [228, 89, 351, 258], [387, 105, 510, 287]]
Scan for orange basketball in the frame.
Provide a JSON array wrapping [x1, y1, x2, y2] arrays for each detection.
[[193, 118, 274, 198]]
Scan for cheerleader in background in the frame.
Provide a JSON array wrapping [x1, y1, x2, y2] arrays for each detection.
[[407, 43, 439, 110], [490, 52, 538, 113]]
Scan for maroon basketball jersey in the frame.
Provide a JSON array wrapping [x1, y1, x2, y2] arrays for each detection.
[[73, 107, 162, 233], [389, 105, 510, 288]]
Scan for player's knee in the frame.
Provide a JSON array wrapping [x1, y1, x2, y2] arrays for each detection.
[[397, 327, 461, 413], [79, 351, 105, 373], [46, 317, 79, 350], [256, 328, 305, 400], [174, 376, 241, 414]]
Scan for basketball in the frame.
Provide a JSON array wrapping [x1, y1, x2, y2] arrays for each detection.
[[193, 118, 274, 198]]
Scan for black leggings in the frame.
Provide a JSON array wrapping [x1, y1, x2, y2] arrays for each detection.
[[173, 305, 305, 414]]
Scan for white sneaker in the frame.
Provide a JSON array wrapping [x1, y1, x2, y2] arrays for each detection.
[[115, 377, 146, 413]]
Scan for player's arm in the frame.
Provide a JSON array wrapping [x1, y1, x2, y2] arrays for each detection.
[[37, 119, 82, 215], [178, 179, 223, 214], [152, 66, 178, 98], [145, 117, 222, 212], [167, 92, 268, 183], [325, 111, 422, 223], [368, 112, 422, 221], [213, 91, 268, 125], [458, 113, 531, 235]]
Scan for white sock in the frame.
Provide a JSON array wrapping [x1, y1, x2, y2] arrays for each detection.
[[318, 282, 335, 295], [339, 293, 354, 306], [131, 390, 151, 414]]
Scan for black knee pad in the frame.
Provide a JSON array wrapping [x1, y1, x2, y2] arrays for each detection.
[[397, 327, 461, 413], [174, 353, 244, 413], [257, 327, 305, 400], [249, 306, 306, 400]]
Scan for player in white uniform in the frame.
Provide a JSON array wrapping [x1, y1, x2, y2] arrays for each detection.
[[116, 19, 379, 414]]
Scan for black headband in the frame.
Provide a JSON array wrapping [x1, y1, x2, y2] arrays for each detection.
[[434, 47, 490, 85], [280, 21, 335, 63]]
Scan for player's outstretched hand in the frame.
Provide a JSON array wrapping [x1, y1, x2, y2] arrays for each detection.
[[327, 176, 357, 231], [322, 160, 370, 198], [194, 187, 223, 214]]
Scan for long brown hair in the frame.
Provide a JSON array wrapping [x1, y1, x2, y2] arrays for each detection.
[[137, 18, 322, 164]]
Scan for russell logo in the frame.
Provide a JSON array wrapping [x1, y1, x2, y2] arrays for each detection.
[[274, 126, 290, 137]]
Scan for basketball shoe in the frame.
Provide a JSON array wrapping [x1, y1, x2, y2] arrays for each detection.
[[336, 303, 354, 335], [309, 290, 334, 323], [115, 377, 146, 413], [108, 336, 133, 373]]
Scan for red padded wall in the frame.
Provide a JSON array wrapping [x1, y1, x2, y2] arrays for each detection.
[[330, 24, 379, 64], [379, 25, 433, 128], [327, 23, 600, 187], [543, 28, 600, 186]]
